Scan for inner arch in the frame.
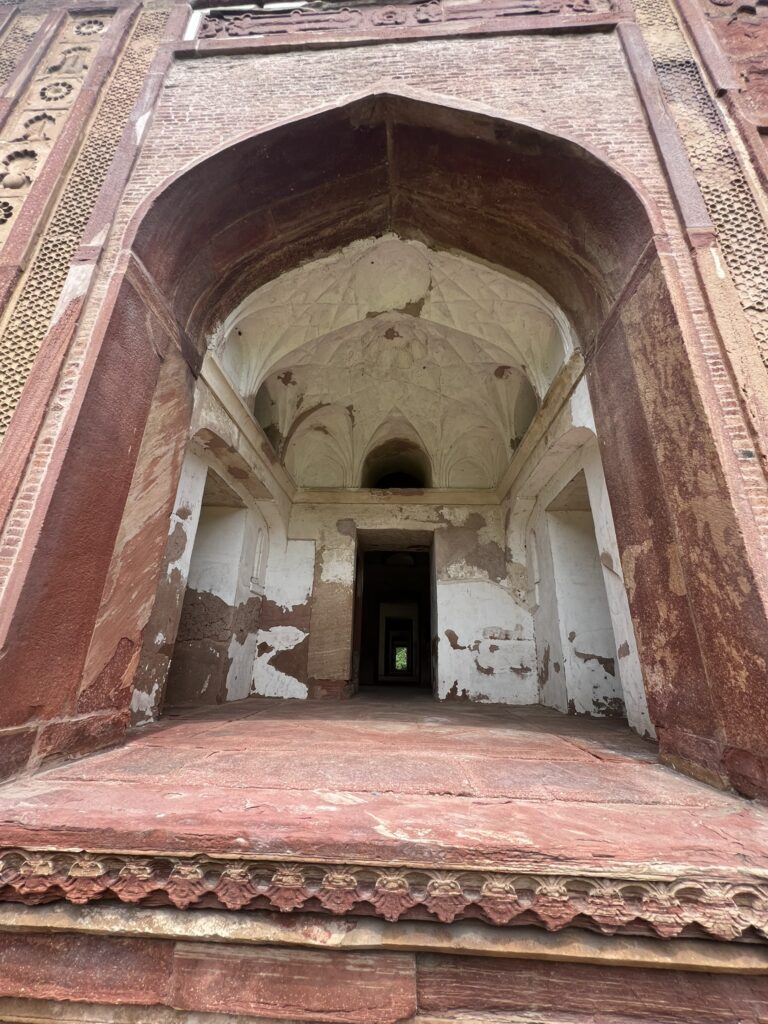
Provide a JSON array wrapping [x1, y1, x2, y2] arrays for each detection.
[[119, 91, 661, 736]]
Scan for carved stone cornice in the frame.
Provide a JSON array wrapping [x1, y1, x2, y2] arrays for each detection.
[[1, 847, 767, 941], [190, 0, 620, 47]]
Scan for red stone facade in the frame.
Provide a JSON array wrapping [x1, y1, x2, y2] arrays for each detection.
[[0, 0, 767, 1018]]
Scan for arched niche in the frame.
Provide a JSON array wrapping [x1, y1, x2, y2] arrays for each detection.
[[361, 438, 432, 490], [7, 91, 768, 796]]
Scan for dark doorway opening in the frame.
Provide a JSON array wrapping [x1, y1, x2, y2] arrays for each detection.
[[355, 545, 433, 692], [371, 470, 424, 489]]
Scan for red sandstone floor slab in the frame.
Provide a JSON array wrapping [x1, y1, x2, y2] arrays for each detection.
[[1, 692, 767, 879]]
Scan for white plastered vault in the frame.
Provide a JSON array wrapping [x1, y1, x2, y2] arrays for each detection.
[[218, 235, 574, 489]]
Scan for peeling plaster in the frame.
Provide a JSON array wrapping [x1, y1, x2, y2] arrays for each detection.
[[130, 683, 160, 722], [252, 626, 309, 699], [320, 545, 355, 587], [265, 540, 314, 611]]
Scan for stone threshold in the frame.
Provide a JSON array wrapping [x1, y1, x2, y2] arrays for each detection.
[[1, 847, 767, 942]]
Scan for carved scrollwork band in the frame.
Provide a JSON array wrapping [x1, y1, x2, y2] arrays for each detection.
[[0, 13, 109, 245], [197, 0, 615, 41], [1, 848, 766, 941]]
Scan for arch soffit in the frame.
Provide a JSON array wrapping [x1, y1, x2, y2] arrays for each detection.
[[126, 89, 662, 347]]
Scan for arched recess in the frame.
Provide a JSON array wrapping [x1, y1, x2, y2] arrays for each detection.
[[361, 419, 433, 490], [3, 91, 768, 796]]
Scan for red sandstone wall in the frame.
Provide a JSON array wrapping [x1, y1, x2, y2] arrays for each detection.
[[0, 932, 766, 1023]]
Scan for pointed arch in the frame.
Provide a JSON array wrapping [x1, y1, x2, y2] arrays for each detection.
[[4, 89, 768, 795]]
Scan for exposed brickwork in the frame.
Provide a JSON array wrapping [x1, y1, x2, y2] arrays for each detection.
[[112, 33, 673, 233]]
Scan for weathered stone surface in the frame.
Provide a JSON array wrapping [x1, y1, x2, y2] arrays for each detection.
[[0, 932, 174, 1006], [0, 932, 416, 1022], [0, 694, 766, 943], [416, 953, 768, 1020], [170, 945, 417, 1023], [0, 726, 35, 782], [34, 710, 129, 766], [0, 920, 766, 1022]]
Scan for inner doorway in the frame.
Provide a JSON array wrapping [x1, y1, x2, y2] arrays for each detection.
[[355, 542, 433, 692]]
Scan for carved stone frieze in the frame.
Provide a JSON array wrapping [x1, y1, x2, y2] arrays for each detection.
[[634, 0, 768, 364], [1, 847, 767, 940], [0, 13, 109, 245], [197, 0, 615, 41], [0, 8, 167, 439]]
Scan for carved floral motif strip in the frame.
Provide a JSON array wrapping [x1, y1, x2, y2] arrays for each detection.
[[197, 0, 615, 41], [1, 848, 766, 941], [0, 14, 111, 246]]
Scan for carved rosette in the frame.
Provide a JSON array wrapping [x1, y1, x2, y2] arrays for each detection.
[[110, 861, 158, 903], [166, 864, 209, 909], [265, 866, 310, 912], [477, 877, 522, 925], [369, 872, 418, 921], [423, 876, 471, 923], [0, 848, 767, 941], [214, 864, 260, 910], [318, 869, 360, 915], [583, 879, 637, 933], [13, 854, 59, 901], [530, 877, 577, 931], [61, 856, 110, 904]]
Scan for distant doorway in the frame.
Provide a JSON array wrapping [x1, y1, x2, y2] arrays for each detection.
[[355, 547, 433, 691]]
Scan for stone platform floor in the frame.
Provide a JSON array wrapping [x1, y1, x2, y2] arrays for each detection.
[[0, 690, 767, 880]]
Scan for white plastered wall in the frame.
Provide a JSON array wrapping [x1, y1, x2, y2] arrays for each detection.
[[131, 241, 655, 735], [260, 500, 538, 705], [521, 380, 653, 736]]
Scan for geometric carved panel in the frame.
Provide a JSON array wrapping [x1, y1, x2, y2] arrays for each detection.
[[0, 14, 108, 247], [634, 0, 768, 366], [0, 11, 168, 440]]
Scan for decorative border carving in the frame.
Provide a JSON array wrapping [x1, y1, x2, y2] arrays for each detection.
[[0, 9, 168, 441], [633, 0, 768, 366], [0, 13, 111, 247], [0, 14, 43, 92], [196, 0, 617, 41], [1, 848, 766, 941]]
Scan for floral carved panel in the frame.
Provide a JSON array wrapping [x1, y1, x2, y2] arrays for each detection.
[[1, 847, 767, 941]]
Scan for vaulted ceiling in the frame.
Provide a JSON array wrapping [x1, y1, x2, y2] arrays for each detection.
[[218, 236, 575, 489]]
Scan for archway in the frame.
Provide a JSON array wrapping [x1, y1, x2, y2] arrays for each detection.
[[5, 92, 768, 794]]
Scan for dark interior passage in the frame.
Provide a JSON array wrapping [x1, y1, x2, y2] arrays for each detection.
[[356, 550, 432, 691]]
